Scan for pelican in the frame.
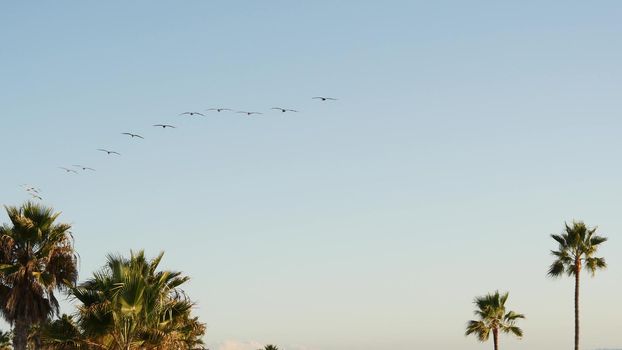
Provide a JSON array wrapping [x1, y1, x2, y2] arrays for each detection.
[[122, 132, 144, 139], [59, 167, 78, 174], [236, 111, 262, 116], [180, 112, 205, 117], [97, 149, 121, 155], [153, 124, 176, 129], [271, 108, 298, 113], [73, 165, 96, 171], [21, 184, 41, 193]]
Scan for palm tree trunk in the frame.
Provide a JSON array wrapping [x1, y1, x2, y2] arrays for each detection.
[[493, 327, 499, 350], [12, 318, 28, 350], [575, 262, 581, 350]]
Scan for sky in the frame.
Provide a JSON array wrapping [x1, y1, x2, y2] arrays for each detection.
[[1, 1, 622, 349]]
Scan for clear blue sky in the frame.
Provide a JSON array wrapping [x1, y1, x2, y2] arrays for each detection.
[[2, 1, 622, 349]]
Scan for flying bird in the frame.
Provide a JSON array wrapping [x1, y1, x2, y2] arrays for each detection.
[[97, 149, 121, 155], [153, 124, 176, 129], [22, 186, 42, 200], [122, 132, 144, 139], [59, 167, 78, 174], [312, 96, 338, 101], [73, 165, 96, 171], [271, 107, 298, 113], [180, 112, 205, 117], [21, 184, 41, 193], [206, 108, 232, 112], [236, 111, 262, 116]]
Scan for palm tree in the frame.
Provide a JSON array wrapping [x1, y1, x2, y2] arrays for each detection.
[[465, 291, 524, 350], [0, 202, 78, 350], [548, 221, 607, 350], [260, 346, 279, 350], [64, 250, 205, 350]]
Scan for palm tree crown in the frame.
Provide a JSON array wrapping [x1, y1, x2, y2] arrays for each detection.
[[58, 250, 206, 350], [0, 202, 78, 350], [548, 221, 607, 278], [465, 291, 524, 350]]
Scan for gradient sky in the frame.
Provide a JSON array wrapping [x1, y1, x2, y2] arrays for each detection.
[[2, 1, 622, 349]]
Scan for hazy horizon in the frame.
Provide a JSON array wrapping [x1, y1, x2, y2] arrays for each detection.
[[2, 1, 622, 349]]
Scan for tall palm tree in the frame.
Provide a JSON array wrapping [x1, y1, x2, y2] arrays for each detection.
[[548, 221, 607, 350], [465, 291, 524, 350], [0, 202, 78, 350]]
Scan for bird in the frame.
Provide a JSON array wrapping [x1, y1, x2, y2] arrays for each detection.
[[122, 132, 144, 139], [271, 107, 298, 113], [21, 184, 41, 193], [180, 112, 205, 117], [312, 96, 338, 101], [206, 108, 232, 113], [59, 167, 78, 174], [97, 149, 121, 155], [236, 111, 262, 116], [153, 124, 176, 129], [73, 165, 96, 171], [22, 186, 42, 199], [29, 193, 43, 200]]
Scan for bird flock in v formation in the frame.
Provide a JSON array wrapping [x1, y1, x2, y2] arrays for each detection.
[[20, 96, 339, 201]]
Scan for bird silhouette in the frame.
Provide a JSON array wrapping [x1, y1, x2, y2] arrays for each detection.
[[153, 124, 176, 129], [180, 112, 205, 117], [122, 132, 144, 139], [29, 193, 43, 200], [236, 111, 262, 116], [21, 184, 41, 193], [59, 167, 78, 174], [312, 96, 338, 101], [73, 165, 96, 171], [97, 149, 121, 155], [23, 187, 42, 199], [271, 107, 298, 113], [206, 108, 232, 112]]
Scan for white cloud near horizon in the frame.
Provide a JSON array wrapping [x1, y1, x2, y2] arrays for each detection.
[[215, 340, 263, 350], [214, 340, 314, 350]]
